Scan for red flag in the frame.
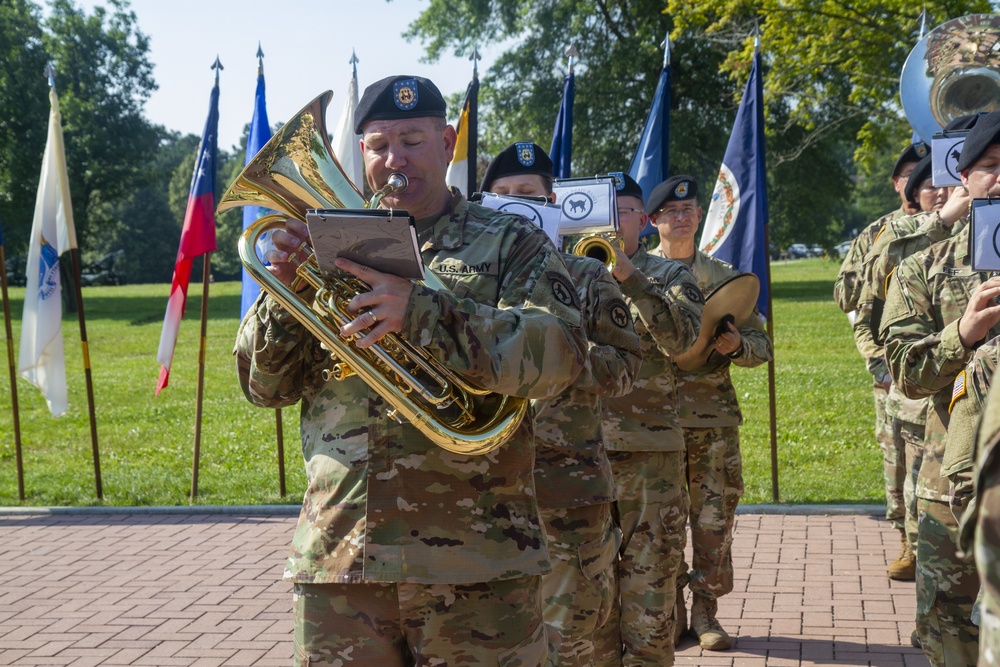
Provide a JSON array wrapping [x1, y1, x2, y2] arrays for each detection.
[[156, 78, 219, 394]]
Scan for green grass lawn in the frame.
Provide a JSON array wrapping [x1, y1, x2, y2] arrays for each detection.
[[0, 257, 882, 507]]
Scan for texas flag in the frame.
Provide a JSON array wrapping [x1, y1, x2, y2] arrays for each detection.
[[155, 76, 219, 394]]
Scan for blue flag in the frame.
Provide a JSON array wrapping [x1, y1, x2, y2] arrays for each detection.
[[629, 64, 670, 237], [550, 71, 575, 179], [699, 50, 770, 317], [240, 69, 273, 319]]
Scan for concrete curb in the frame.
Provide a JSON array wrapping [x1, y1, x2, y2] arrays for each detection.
[[0, 503, 884, 517]]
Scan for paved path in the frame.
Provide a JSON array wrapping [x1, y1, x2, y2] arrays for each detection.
[[0, 510, 928, 666]]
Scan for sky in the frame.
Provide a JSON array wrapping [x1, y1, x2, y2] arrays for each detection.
[[74, 0, 505, 151]]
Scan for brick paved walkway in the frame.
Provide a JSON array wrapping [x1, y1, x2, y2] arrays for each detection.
[[0, 510, 928, 666]]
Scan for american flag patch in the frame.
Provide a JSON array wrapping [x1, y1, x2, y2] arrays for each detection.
[[949, 370, 967, 414]]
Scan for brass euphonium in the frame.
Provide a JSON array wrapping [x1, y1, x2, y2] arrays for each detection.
[[220, 91, 528, 455]]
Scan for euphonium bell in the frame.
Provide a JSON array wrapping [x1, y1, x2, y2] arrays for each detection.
[[220, 91, 528, 455]]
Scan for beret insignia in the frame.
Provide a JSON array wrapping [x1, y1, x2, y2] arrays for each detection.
[[609, 172, 626, 191], [393, 78, 419, 111], [515, 142, 536, 166], [916, 144, 928, 158], [675, 181, 689, 198]]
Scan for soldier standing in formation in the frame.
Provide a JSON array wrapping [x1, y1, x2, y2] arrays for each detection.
[[881, 111, 1000, 666], [599, 174, 704, 666], [834, 142, 928, 581], [851, 149, 968, 588], [478, 143, 642, 667], [646, 175, 772, 650], [236, 75, 590, 665]]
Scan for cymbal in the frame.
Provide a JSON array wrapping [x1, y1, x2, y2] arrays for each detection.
[[672, 272, 760, 372]]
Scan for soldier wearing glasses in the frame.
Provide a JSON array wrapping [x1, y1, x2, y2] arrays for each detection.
[[599, 173, 704, 666], [648, 175, 772, 651]]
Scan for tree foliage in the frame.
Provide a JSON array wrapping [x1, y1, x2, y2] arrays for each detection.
[[0, 0, 160, 263]]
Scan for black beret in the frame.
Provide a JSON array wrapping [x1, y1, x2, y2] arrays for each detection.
[[891, 141, 930, 178], [607, 172, 643, 201], [479, 143, 553, 193], [354, 75, 447, 134], [956, 110, 1000, 172], [943, 114, 980, 132], [904, 154, 934, 205], [644, 175, 698, 215]]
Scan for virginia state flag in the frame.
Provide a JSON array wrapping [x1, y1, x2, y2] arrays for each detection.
[[18, 84, 78, 416], [550, 71, 575, 178], [333, 57, 364, 191], [629, 62, 670, 237], [240, 66, 272, 319], [156, 77, 219, 394], [445, 72, 479, 197], [699, 49, 770, 317]]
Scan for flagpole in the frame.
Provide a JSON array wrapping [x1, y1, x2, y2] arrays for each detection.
[[753, 22, 780, 502], [47, 65, 102, 499], [0, 234, 25, 500], [190, 57, 223, 500]]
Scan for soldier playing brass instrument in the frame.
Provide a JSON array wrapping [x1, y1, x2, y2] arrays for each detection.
[[235, 75, 588, 666]]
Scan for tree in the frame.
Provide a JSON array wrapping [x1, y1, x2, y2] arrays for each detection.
[[43, 0, 160, 252], [0, 0, 51, 253], [666, 0, 993, 169], [404, 0, 860, 247]]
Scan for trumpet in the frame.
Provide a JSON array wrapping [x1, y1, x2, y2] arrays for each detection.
[[222, 91, 528, 456], [571, 233, 624, 271]]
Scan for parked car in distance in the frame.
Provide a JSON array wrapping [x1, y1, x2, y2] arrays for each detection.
[[834, 240, 852, 258], [808, 244, 824, 257], [786, 243, 810, 259]]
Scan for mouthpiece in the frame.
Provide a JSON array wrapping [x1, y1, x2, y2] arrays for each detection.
[[386, 173, 408, 193]]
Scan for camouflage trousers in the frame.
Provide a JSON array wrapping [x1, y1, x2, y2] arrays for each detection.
[[539, 503, 619, 667], [602, 450, 688, 666], [292, 577, 547, 666], [895, 417, 925, 551], [915, 497, 979, 667], [874, 386, 905, 531], [976, 459, 1000, 667], [675, 426, 743, 599]]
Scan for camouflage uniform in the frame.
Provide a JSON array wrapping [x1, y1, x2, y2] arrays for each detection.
[[600, 244, 703, 666], [833, 206, 906, 315], [852, 211, 943, 550], [532, 254, 642, 667], [947, 336, 997, 531], [236, 192, 588, 666], [649, 248, 772, 602], [956, 351, 1000, 667], [882, 222, 992, 666]]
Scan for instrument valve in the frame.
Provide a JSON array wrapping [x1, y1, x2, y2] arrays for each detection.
[[385, 408, 406, 424]]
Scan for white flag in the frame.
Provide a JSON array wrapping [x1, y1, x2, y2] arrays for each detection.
[[333, 66, 363, 190], [19, 86, 78, 416]]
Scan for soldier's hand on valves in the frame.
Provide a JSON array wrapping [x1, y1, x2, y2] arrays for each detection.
[[267, 218, 312, 288], [957, 276, 1000, 347], [713, 321, 742, 356], [337, 256, 415, 349], [940, 186, 971, 228], [611, 247, 636, 283]]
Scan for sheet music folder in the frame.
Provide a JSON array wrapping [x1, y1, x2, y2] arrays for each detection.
[[305, 208, 425, 280]]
